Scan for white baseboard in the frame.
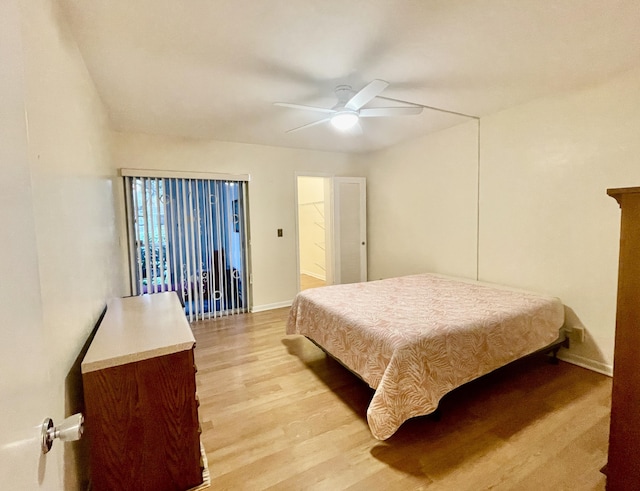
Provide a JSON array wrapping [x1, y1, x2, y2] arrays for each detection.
[[558, 352, 613, 377], [250, 300, 293, 313]]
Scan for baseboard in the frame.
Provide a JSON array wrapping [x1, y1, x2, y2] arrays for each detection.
[[558, 352, 613, 377], [250, 300, 293, 313]]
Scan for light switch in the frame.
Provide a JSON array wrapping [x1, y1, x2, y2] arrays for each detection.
[[277, 228, 283, 237]]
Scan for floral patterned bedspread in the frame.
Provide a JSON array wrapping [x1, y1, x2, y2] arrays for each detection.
[[286, 273, 565, 440]]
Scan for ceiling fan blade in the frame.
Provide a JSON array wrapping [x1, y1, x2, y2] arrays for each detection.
[[359, 106, 423, 118], [286, 118, 330, 133], [274, 102, 335, 114], [345, 79, 389, 110]]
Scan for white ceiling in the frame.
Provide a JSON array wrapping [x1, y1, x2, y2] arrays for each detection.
[[59, 0, 640, 154]]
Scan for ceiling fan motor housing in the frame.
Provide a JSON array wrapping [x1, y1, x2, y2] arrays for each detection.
[[334, 85, 354, 107], [275, 79, 421, 133]]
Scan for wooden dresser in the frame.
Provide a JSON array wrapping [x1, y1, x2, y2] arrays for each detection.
[[82, 292, 203, 491], [606, 186, 640, 491]]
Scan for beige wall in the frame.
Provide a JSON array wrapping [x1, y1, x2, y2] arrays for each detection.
[[22, 0, 123, 377], [359, 68, 640, 375], [111, 132, 358, 309], [479, 67, 640, 373], [0, 1, 122, 489], [355, 120, 480, 281]]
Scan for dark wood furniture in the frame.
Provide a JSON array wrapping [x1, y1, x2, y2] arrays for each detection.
[[81, 292, 203, 491], [606, 186, 640, 491]]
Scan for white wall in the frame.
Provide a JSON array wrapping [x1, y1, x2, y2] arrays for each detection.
[[479, 67, 640, 373], [111, 133, 358, 310], [0, 1, 122, 489], [359, 68, 640, 375], [356, 120, 479, 281]]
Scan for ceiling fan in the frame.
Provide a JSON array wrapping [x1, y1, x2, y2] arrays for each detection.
[[274, 79, 423, 133]]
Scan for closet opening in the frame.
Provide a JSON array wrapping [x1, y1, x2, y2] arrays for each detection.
[[296, 175, 333, 291]]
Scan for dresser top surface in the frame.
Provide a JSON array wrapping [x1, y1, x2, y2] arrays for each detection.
[[82, 292, 195, 373]]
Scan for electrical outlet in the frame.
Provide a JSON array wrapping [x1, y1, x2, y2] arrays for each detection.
[[569, 326, 585, 343]]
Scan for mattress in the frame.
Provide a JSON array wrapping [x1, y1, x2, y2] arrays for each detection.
[[286, 273, 565, 440]]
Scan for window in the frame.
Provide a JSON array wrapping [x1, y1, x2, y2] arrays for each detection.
[[123, 171, 250, 321]]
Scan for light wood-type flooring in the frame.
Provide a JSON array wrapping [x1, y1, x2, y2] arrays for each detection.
[[192, 308, 611, 490], [300, 274, 326, 291]]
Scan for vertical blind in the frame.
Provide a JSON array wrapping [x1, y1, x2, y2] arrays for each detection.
[[124, 172, 250, 322]]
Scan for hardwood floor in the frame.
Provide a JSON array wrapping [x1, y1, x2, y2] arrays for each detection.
[[300, 274, 326, 290], [192, 308, 611, 490]]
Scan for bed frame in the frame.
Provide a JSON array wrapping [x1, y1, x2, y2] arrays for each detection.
[[311, 326, 569, 368], [546, 328, 570, 364], [288, 273, 567, 439]]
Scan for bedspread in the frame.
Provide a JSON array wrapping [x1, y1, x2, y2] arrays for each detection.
[[286, 273, 565, 440]]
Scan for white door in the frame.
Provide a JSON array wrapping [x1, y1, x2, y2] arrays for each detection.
[[0, 2, 59, 487], [333, 177, 367, 284]]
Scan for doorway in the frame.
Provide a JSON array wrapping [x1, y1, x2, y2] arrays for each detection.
[[295, 175, 367, 292], [296, 176, 332, 291]]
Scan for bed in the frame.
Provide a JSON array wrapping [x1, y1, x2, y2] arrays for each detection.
[[286, 273, 566, 440]]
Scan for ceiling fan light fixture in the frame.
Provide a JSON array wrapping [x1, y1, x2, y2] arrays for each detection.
[[330, 111, 359, 130], [277, 79, 423, 133]]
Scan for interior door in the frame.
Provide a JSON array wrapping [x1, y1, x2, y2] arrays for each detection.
[[333, 177, 367, 284], [0, 2, 58, 486]]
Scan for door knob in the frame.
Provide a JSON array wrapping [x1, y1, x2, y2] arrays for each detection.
[[41, 413, 84, 454]]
